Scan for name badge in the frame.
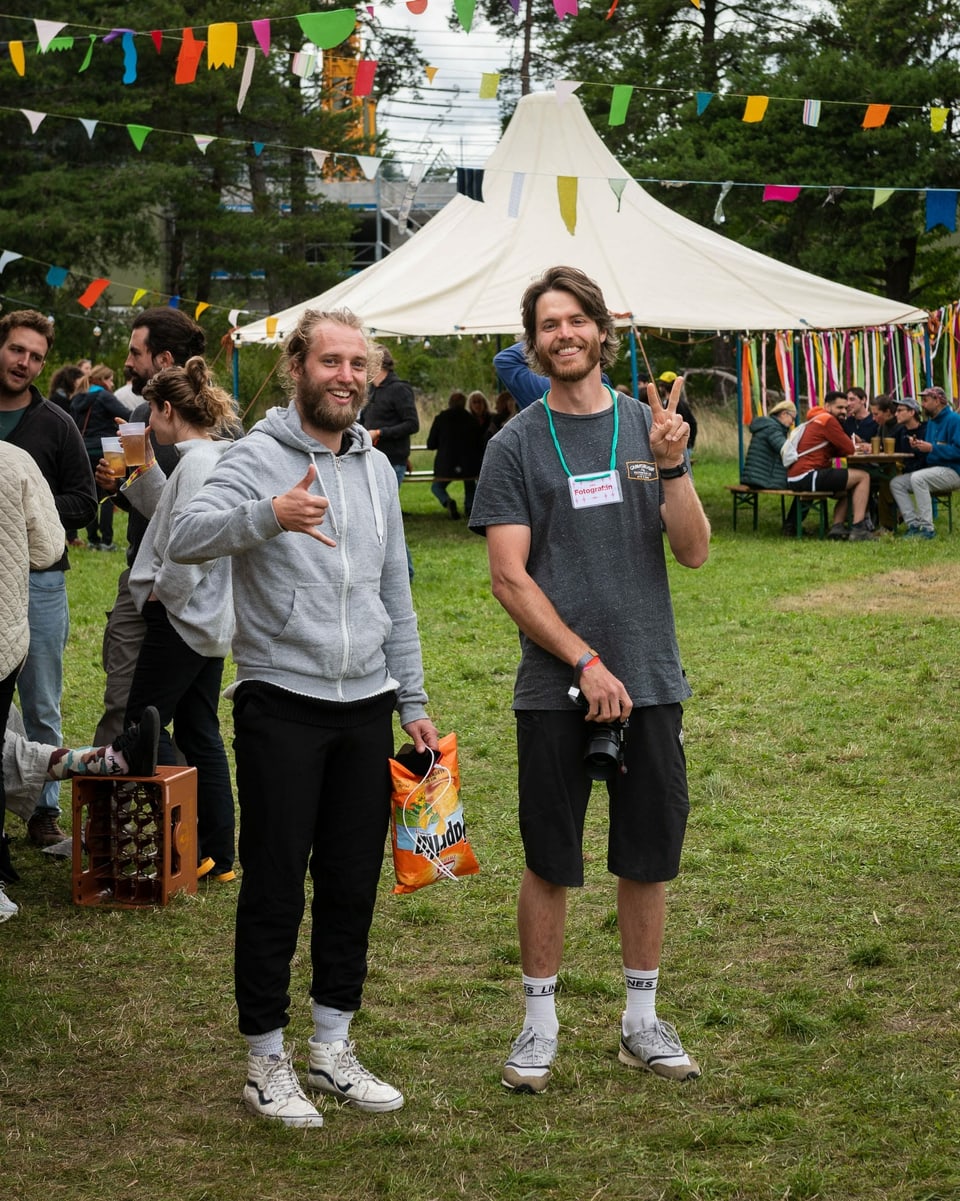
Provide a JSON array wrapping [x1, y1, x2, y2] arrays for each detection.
[[568, 470, 623, 509]]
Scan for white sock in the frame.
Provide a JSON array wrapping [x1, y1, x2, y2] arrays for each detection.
[[623, 967, 659, 1033], [522, 974, 559, 1038], [246, 1029, 284, 1059], [311, 1000, 353, 1046]]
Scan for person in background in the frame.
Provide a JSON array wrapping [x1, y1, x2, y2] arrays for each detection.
[[359, 347, 418, 582], [870, 395, 898, 444], [48, 364, 85, 414], [70, 363, 129, 551], [427, 390, 485, 520], [90, 307, 207, 747], [786, 391, 873, 541], [843, 386, 877, 442], [490, 390, 518, 434], [656, 372, 698, 452], [892, 396, 925, 460], [468, 390, 494, 441], [0, 310, 97, 848], [890, 385, 960, 539], [470, 265, 709, 1095], [0, 441, 65, 914], [168, 307, 438, 1130], [120, 358, 237, 882], [112, 365, 139, 414], [740, 400, 809, 535]]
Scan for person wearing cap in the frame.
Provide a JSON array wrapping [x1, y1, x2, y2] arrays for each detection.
[[740, 399, 808, 534], [889, 386, 960, 538], [892, 396, 925, 461]]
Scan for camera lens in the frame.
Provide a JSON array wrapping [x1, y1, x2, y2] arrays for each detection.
[[583, 725, 624, 781]]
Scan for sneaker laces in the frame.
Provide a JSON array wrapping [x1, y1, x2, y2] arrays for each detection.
[[333, 1040, 383, 1085], [264, 1051, 309, 1101], [509, 1028, 557, 1066]]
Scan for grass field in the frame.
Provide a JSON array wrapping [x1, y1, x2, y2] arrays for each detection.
[[3, 425, 960, 1201]]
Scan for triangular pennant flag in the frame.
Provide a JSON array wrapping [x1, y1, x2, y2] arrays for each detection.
[[168, 296, 181, 309], [47, 38, 75, 52], [509, 0, 520, 10], [46, 265, 69, 288], [763, 185, 801, 202], [555, 80, 581, 104], [872, 188, 894, 209], [309, 149, 329, 171], [479, 72, 500, 99], [930, 107, 948, 133], [121, 31, 138, 84], [21, 110, 47, 134], [354, 61, 377, 97], [425, 65, 438, 84], [194, 135, 216, 154], [0, 251, 23, 274], [78, 118, 98, 139], [802, 99, 821, 127], [862, 104, 890, 129], [228, 308, 247, 327], [926, 189, 958, 233], [176, 29, 206, 85], [252, 19, 271, 56], [127, 124, 152, 151], [34, 20, 66, 52], [296, 11, 357, 50], [252, 142, 265, 156], [690, 0, 702, 8], [194, 302, 210, 320], [822, 186, 844, 207], [9, 42, 25, 76], [508, 172, 525, 218], [238, 46, 255, 112], [743, 96, 769, 123], [456, 168, 484, 201], [407, 0, 429, 11], [292, 50, 317, 78], [557, 176, 577, 234], [356, 155, 382, 180], [79, 34, 95, 72], [608, 178, 628, 212], [609, 85, 633, 126], [77, 278, 111, 309], [454, 0, 476, 33], [695, 92, 713, 115], [151, 31, 163, 53], [208, 23, 238, 69], [605, 0, 620, 16], [713, 179, 733, 225], [266, 317, 279, 339], [552, 0, 579, 16], [132, 288, 148, 305]]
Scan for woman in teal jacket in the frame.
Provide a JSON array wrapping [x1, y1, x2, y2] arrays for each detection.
[[741, 400, 807, 533]]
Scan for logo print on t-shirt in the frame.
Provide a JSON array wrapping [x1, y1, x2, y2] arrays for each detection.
[[625, 459, 658, 483]]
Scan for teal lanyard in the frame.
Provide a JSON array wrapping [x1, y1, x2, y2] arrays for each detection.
[[541, 385, 620, 479]]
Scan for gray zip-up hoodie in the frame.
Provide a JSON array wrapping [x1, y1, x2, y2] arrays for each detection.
[[167, 402, 429, 725]]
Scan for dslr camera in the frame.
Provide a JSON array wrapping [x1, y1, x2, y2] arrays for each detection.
[[568, 684, 629, 781]]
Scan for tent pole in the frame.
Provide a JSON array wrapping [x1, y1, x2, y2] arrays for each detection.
[[629, 327, 639, 396], [232, 343, 240, 402], [736, 333, 745, 477]]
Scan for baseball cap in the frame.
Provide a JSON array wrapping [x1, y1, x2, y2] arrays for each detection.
[[657, 371, 678, 383], [895, 396, 920, 413], [920, 385, 947, 402]]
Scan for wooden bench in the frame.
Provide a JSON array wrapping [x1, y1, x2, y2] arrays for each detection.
[[726, 484, 845, 539]]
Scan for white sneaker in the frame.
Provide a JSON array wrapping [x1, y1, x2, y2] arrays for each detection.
[[501, 1027, 558, 1093], [242, 1050, 324, 1127], [0, 884, 18, 923], [307, 1038, 404, 1113], [618, 1017, 701, 1081]]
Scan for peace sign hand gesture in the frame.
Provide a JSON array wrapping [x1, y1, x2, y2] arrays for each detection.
[[644, 377, 689, 468]]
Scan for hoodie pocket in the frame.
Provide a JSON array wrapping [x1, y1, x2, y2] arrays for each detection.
[[270, 583, 392, 681]]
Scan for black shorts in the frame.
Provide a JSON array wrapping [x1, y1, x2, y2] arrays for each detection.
[[788, 467, 848, 493], [515, 705, 689, 888]]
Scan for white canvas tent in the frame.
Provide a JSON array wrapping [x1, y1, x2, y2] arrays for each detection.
[[233, 91, 927, 344]]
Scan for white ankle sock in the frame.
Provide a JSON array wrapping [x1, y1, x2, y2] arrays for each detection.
[[246, 1029, 284, 1058], [311, 1001, 353, 1045], [522, 974, 559, 1038], [623, 967, 659, 1032]]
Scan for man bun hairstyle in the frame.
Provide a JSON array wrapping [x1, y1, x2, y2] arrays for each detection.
[[520, 265, 619, 376], [132, 307, 206, 366]]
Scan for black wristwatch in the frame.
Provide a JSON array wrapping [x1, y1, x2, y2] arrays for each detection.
[[658, 461, 688, 480]]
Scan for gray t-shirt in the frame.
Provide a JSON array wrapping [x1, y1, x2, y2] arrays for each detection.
[[469, 395, 692, 711]]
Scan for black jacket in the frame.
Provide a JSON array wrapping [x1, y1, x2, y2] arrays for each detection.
[[3, 386, 97, 570], [360, 371, 419, 465], [427, 407, 485, 479]]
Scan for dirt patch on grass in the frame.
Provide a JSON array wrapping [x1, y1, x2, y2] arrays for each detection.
[[779, 562, 960, 617]]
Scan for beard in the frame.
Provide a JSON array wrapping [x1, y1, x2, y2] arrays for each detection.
[[296, 377, 364, 433], [539, 334, 602, 383]]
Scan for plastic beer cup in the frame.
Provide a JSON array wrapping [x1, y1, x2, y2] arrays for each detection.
[[101, 436, 126, 478], [118, 421, 147, 467]]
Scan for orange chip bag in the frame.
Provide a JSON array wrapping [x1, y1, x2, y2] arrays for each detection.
[[389, 732, 480, 895]]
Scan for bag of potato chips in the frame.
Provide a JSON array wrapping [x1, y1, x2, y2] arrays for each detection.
[[389, 732, 479, 894]]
